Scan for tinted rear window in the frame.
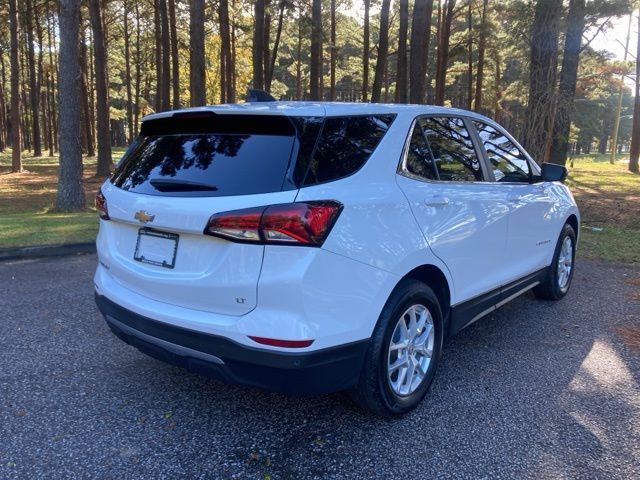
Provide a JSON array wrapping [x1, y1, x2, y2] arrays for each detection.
[[111, 113, 395, 197], [297, 115, 396, 186]]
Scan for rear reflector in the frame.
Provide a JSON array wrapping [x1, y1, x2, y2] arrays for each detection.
[[248, 336, 314, 348], [95, 189, 109, 220], [204, 201, 342, 247]]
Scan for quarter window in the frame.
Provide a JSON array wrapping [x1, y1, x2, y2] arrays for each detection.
[[405, 122, 437, 181], [474, 121, 531, 183], [419, 117, 483, 182]]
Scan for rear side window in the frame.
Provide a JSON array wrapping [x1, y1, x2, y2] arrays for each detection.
[[298, 115, 395, 186], [112, 115, 309, 197], [405, 122, 437, 180], [473, 121, 531, 183], [420, 117, 483, 182]]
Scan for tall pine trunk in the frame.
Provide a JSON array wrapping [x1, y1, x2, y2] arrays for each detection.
[[522, 0, 562, 163], [395, 0, 409, 103], [9, 0, 21, 172], [474, 0, 488, 111], [168, 0, 180, 109], [549, 0, 586, 165], [371, 0, 391, 103], [329, 0, 337, 100], [219, 0, 235, 101], [189, 0, 206, 105], [56, 0, 85, 210], [629, 13, 640, 173], [123, 0, 134, 142], [362, 0, 370, 101], [252, 0, 265, 90], [25, 0, 41, 157], [159, 0, 171, 110], [466, 1, 473, 110], [309, 0, 323, 100], [434, 0, 457, 106], [88, 0, 112, 176], [409, 0, 434, 104]]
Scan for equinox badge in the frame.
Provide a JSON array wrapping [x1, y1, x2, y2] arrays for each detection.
[[134, 211, 155, 224]]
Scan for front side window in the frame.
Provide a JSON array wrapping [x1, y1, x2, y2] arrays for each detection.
[[420, 117, 483, 182], [474, 121, 531, 183]]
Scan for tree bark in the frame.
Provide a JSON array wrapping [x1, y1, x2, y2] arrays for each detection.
[[159, 0, 171, 110], [434, 0, 457, 106], [522, 0, 562, 163], [134, 0, 142, 132], [362, 0, 370, 101], [474, 0, 488, 111], [168, 0, 180, 109], [371, 0, 391, 103], [409, 0, 434, 104], [123, 0, 134, 142], [79, 23, 94, 157], [548, 0, 586, 165], [466, 1, 473, 110], [295, 16, 302, 99], [88, 0, 112, 176], [56, 0, 85, 210], [330, 0, 337, 100], [266, 0, 285, 92], [396, 0, 409, 103], [25, 0, 41, 157], [252, 0, 265, 90], [629, 12, 640, 173], [219, 0, 235, 101], [46, 7, 58, 153], [190, 0, 206, 105], [309, 0, 323, 100], [9, 0, 21, 171]]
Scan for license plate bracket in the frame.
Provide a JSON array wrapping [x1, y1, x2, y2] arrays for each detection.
[[133, 228, 179, 269]]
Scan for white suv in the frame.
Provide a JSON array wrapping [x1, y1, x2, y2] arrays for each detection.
[[94, 101, 579, 416]]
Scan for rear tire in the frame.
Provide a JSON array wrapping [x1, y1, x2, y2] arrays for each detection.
[[350, 279, 444, 417], [534, 223, 576, 301]]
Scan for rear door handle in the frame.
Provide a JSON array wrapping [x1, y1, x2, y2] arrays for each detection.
[[424, 196, 450, 207]]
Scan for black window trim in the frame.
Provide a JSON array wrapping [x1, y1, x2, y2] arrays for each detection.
[[397, 114, 493, 185], [467, 118, 542, 184]]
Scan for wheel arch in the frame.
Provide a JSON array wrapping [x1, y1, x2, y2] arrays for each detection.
[[566, 213, 579, 242], [401, 264, 452, 329]]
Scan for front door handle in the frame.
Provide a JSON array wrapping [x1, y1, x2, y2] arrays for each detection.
[[424, 196, 450, 207]]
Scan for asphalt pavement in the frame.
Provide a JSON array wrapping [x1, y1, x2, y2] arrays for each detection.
[[1, 254, 639, 479]]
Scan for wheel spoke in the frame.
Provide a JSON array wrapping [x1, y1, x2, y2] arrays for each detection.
[[389, 354, 409, 372]]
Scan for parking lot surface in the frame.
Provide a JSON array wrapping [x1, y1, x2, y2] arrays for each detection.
[[1, 254, 639, 479]]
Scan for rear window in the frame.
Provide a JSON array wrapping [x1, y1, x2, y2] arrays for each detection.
[[111, 113, 395, 197]]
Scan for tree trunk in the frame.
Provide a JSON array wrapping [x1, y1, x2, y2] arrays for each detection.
[[434, 0, 457, 106], [309, 0, 323, 100], [329, 0, 337, 100], [522, 0, 562, 163], [190, 0, 206, 105], [123, 0, 134, 142], [25, 0, 41, 157], [466, 0, 473, 110], [295, 17, 302, 99], [474, 0, 488, 111], [371, 0, 391, 103], [609, 13, 633, 164], [362, 0, 370, 101], [396, 0, 409, 103], [252, 0, 265, 90], [409, 0, 434, 104], [548, 0, 586, 165], [134, 0, 142, 132], [154, 1, 163, 110], [168, 0, 180, 109], [88, 0, 112, 177], [263, 0, 271, 91], [266, 0, 285, 92], [56, 0, 85, 211], [629, 12, 640, 173], [159, 0, 171, 110], [9, 0, 21, 172], [79, 24, 94, 157], [46, 7, 58, 154]]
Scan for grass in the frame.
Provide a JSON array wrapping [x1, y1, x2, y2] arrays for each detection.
[[0, 148, 638, 263], [0, 148, 124, 248], [566, 153, 640, 263]]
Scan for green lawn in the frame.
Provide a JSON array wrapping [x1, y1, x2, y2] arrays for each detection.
[[0, 149, 638, 263], [0, 148, 124, 248]]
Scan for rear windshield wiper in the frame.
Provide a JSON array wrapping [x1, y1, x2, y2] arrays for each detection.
[[150, 179, 218, 192]]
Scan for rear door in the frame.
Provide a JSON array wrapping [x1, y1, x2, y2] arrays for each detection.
[[472, 120, 556, 281], [396, 116, 511, 303], [98, 113, 320, 316]]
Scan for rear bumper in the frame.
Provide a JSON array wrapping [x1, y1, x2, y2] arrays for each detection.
[[95, 294, 368, 395]]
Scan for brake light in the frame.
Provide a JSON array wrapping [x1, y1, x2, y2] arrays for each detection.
[[95, 189, 109, 220], [204, 201, 342, 247]]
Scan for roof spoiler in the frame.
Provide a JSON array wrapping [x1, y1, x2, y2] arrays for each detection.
[[246, 89, 276, 103]]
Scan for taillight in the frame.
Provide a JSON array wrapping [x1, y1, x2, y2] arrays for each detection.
[[95, 189, 109, 220], [204, 201, 342, 247], [248, 336, 314, 348]]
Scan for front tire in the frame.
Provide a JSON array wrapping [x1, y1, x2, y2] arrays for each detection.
[[534, 223, 576, 300], [350, 279, 444, 417]]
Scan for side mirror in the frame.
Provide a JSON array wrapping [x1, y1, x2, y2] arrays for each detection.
[[541, 163, 568, 183]]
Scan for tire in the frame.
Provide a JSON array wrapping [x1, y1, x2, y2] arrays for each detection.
[[350, 279, 444, 417], [533, 223, 576, 301]]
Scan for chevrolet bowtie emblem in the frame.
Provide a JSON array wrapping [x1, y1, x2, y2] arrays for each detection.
[[134, 211, 155, 223]]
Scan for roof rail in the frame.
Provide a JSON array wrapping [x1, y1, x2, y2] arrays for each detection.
[[246, 89, 276, 103]]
